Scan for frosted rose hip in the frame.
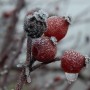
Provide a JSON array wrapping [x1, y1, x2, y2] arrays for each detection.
[[32, 37, 56, 62], [44, 16, 70, 41], [61, 50, 85, 73]]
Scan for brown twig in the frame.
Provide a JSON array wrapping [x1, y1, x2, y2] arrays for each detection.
[[0, 0, 25, 68], [0, 33, 25, 89], [15, 57, 60, 90], [15, 68, 26, 90], [26, 37, 32, 65], [31, 58, 60, 72], [15, 35, 32, 90], [0, 43, 13, 68]]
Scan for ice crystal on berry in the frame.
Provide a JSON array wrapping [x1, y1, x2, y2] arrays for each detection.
[[50, 36, 57, 45], [65, 72, 78, 83], [85, 56, 90, 68], [33, 9, 48, 21]]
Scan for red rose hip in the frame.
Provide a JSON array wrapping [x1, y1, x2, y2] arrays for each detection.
[[32, 37, 57, 62], [61, 50, 85, 73], [44, 16, 70, 41], [61, 50, 85, 82]]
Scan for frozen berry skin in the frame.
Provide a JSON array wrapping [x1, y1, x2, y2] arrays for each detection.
[[61, 50, 85, 73], [44, 16, 70, 41], [24, 10, 48, 38], [32, 37, 56, 62]]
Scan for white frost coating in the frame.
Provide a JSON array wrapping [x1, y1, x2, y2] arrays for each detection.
[[50, 36, 57, 45], [25, 67, 31, 83], [26, 15, 33, 20], [33, 9, 48, 21], [17, 64, 31, 83], [85, 56, 90, 68], [65, 16, 72, 24], [17, 63, 27, 67], [27, 75, 31, 83], [38, 9, 48, 20], [65, 72, 78, 83], [25, 67, 29, 76]]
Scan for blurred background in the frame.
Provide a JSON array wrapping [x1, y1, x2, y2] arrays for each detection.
[[0, 0, 90, 90]]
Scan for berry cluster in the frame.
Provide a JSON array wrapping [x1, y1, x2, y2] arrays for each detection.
[[24, 10, 89, 82], [31, 15, 70, 62]]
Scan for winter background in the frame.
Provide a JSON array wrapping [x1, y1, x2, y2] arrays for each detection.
[[0, 0, 90, 90]]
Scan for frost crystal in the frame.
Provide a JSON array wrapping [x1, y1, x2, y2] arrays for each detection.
[[65, 16, 71, 24], [85, 56, 90, 68], [65, 72, 78, 83], [50, 36, 57, 45], [17, 63, 27, 67], [27, 75, 31, 83], [25, 67, 30, 76], [33, 9, 48, 21], [25, 67, 31, 83]]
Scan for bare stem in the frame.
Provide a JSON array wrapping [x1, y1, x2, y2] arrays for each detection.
[[0, 33, 25, 89], [15, 36, 32, 90], [26, 36, 32, 65], [15, 68, 26, 90], [31, 58, 60, 72]]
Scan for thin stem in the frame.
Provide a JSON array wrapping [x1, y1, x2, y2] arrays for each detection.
[[0, 0, 25, 68], [30, 58, 60, 72], [0, 33, 25, 89], [15, 36, 32, 90], [26, 36, 32, 65], [15, 68, 26, 90]]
